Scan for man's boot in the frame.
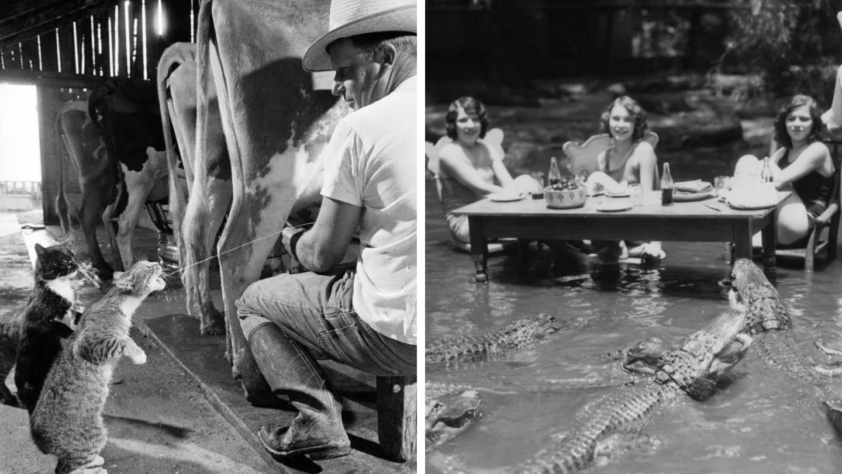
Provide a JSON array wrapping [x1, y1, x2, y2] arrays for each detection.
[[248, 323, 351, 460]]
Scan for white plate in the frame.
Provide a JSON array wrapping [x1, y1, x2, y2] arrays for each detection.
[[489, 192, 526, 202], [605, 191, 630, 198], [596, 201, 633, 213]]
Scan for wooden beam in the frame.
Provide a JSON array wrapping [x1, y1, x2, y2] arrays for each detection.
[[0, 0, 117, 50], [0, 0, 65, 24], [0, 68, 105, 88], [57, 24, 75, 74], [21, 37, 39, 71], [143, 0, 159, 82], [40, 32, 58, 73]]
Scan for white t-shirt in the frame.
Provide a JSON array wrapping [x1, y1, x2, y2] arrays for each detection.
[[320, 75, 417, 345]]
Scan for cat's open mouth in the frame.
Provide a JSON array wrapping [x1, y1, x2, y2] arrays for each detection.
[[151, 265, 167, 292]]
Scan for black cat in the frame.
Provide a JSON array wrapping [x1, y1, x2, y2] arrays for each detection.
[[0, 244, 84, 412]]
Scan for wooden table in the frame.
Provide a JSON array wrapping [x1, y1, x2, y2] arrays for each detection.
[[452, 192, 791, 282]]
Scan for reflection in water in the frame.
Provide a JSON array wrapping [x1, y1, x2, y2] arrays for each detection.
[[425, 181, 842, 473]]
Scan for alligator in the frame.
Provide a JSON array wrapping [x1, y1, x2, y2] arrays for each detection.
[[425, 335, 678, 452], [508, 305, 753, 473], [426, 313, 571, 367], [729, 258, 842, 433], [425, 386, 483, 449], [425, 344, 655, 453]]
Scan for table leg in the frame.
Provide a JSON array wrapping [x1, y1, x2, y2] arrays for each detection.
[[761, 212, 777, 277], [732, 221, 752, 262], [469, 216, 489, 283]]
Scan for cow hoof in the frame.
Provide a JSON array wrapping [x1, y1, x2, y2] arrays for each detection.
[[201, 321, 226, 336]]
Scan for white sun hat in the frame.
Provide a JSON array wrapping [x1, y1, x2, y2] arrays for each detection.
[[302, 0, 417, 72]]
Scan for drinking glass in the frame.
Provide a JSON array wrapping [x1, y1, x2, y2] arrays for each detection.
[[714, 176, 730, 197], [629, 183, 644, 206]]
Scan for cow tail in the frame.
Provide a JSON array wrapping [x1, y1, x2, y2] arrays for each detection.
[[157, 45, 190, 258], [180, 0, 216, 308], [54, 109, 71, 240]]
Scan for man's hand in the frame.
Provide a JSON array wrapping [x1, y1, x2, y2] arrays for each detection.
[[287, 198, 361, 273], [282, 226, 306, 258]]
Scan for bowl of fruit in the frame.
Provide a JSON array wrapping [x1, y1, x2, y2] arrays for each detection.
[[545, 179, 588, 209]]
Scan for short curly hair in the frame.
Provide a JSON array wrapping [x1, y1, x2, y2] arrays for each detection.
[[445, 96, 489, 140], [773, 94, 825, 149], [600, 96, 650, 142]]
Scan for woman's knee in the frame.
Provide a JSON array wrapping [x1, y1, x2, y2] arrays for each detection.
[[777, 211, 810, 245], [446, 214, 471, 243]]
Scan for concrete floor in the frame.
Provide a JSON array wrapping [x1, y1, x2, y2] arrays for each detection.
[[0, 210, 417, 473]]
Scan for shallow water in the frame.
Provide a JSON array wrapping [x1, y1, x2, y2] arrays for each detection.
[[425, 180, 842, 473]]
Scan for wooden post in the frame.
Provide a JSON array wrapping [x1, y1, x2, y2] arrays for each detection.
[[376, 375, 416, 462], [57, 25, 75, 75], [40, 32, 58, 73]]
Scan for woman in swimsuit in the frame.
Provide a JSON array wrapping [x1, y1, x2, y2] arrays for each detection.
[[437, 96, 535, 244], [734, 94, 834, 247], [587, 96, 664, 261]]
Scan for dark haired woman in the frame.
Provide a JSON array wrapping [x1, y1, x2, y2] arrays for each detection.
[[586, 95, 660, 194], [438, 96, 535, 244], [734, 94, 834, 246], [587, 96, 664, 261]]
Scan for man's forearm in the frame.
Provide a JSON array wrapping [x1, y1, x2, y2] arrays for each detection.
[[289, 228, 344, 273]]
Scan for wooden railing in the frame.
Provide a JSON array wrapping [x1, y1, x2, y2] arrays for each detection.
[[0, 181, 42, 199]]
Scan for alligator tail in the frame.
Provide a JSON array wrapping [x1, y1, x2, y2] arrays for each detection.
[[510, 383, 674, 474]]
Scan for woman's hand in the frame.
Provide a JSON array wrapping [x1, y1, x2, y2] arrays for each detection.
[[587, 171, 626, 194]]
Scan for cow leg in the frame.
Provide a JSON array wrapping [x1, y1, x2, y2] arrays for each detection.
[[102, 185, 124, 273], [117, 169, 166, 271], [55, 189, 75, 243], [181, 177, 228, 335], [216, 195, 284, 405], [79, 185, 114, 280]]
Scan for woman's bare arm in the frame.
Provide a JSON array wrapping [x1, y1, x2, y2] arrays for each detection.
[[633, 141, 659, 192], [773, 142, 831, 189], [486, 142, 516, 189], [439, 144, 505, 195]]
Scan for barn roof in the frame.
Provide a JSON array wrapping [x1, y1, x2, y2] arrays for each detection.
[[0, 0, 117, 50], [0, 0, 195, 87]]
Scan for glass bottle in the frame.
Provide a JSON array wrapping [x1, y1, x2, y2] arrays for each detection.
[[760, 157, 773, 183], [548, 157, 562, 187], [661, 162, 674, 206]]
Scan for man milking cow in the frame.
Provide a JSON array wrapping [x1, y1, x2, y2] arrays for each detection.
[[234, 0, 416, 461]]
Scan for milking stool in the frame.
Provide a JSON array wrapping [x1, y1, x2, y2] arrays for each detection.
[[376, 375, 417, 462]]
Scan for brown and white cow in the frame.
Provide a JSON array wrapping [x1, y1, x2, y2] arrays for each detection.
[[196, 0, 350, 404], [158, 42, 230, 335], [87, 78, 170, 278]]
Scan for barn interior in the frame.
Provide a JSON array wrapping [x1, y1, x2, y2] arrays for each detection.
[[0, 1, 415, 472]]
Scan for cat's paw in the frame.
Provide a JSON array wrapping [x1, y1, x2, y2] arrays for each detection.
[[131, 350, 147, 365]]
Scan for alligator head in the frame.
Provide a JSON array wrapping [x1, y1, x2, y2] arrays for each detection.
[[426, 389, 483, 448], [654, 303, 753, 401], [622, 337, 668, 375], [730, 258, 790, 333]]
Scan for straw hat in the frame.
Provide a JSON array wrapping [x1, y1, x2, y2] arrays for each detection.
[[303, 0, 417, 72]]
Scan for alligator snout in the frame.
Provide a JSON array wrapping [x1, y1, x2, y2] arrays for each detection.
[[709, 333, 753, 380]]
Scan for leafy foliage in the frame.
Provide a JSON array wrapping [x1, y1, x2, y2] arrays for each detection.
[[719, 0, 842, 105]]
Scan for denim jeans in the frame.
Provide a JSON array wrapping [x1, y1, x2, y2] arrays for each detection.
[[236, 269, 416, 377]]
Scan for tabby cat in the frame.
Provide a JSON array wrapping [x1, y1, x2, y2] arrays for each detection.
[[30, 260, 165, 474], [0, 244, 82, 410]]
